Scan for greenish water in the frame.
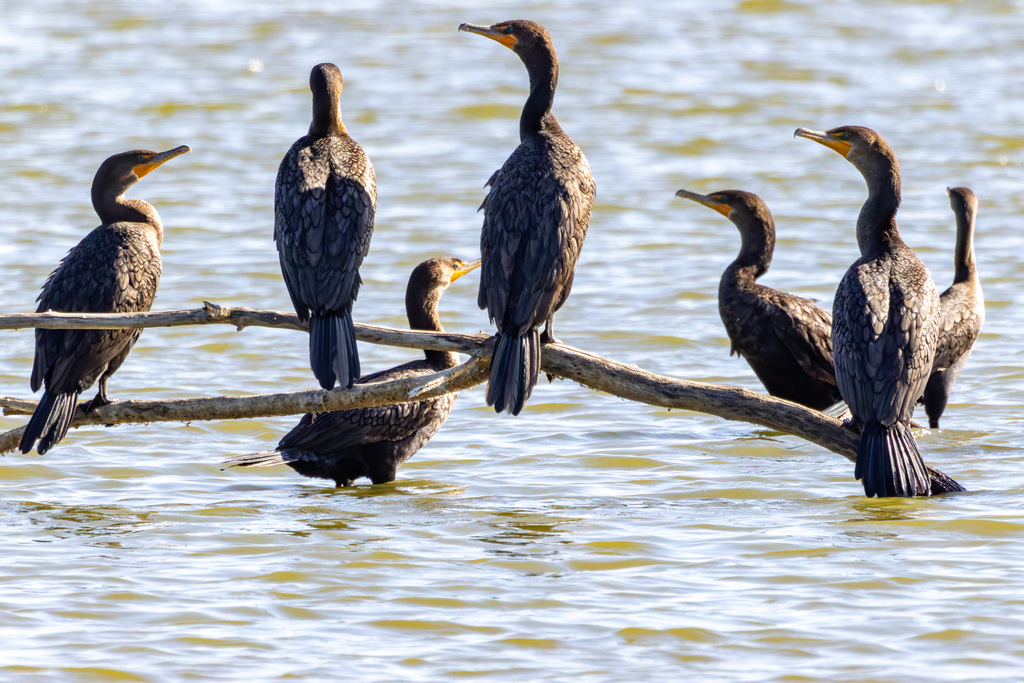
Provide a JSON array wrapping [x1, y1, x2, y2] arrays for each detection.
[[1, 1, 1024, 680]]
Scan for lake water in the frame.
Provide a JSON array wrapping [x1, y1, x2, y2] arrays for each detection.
[[1, 1, 1023, 680]]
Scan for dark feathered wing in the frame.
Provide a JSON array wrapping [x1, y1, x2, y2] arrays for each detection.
[[477, 136, 595, 336], [278, 363, 454, 454], [275, 134, 376, 388], [22, 222, 161, 454], [31, 223, 162, 394], [832, 256, 937, 426], [763, 289, 837, 386], [274, 135, 376, 320], [226, 360, 457, 484], [476, 133, 594, 415], [921, 280, 984, 427], [931, 283, 984, 374], [834, 252, 938, 497]]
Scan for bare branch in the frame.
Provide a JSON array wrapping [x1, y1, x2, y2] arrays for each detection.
[[0, 351, 491, 456], [0, 302, 307, 333], [0, 305, 963, 493]]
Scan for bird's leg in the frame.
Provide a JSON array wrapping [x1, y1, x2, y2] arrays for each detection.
[[540, 317, 560, 383], [82, 377, 111, 414], [841, 417, 862, 435], [540, 316, 561, 345]]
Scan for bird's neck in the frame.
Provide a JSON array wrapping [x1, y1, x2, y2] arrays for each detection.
[[406, 288, 457, 369], [730, 221, 773, 282], [953, 210, 977, 284], [309, 96, 348, 138], [92, 189, 163, 245], [856, 163, 901, 256], [520, 49, 561, 139]]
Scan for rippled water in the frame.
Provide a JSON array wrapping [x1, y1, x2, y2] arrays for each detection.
[[2, 0, 1024, 680]]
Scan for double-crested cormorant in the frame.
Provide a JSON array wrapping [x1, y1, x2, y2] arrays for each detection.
[[796, 125, 939, 497], [275, 62, 376, 389], [921, 186, 984, 428], [19, 145, 191, 455], [459, 20, 596, 415], [675, 189, 840, 410], [226, 257, 481, 486]]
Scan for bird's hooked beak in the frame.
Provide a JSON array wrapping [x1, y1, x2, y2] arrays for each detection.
[[794, 128, 852, 158], [133, 145, 191, 179], [459, 22, 518, 49], [676, 189, 731, 218], [450, 258, 482, 283]]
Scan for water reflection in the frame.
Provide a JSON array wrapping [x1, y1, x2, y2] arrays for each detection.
[[18, 501, 162, 539]]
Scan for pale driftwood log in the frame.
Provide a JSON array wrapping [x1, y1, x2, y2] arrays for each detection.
[[0, 307, 963, 493], [0, 350, 491, 456]]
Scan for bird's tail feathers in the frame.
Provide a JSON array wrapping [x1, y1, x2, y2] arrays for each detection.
[[19, 389, 78, 455], [309, 311, 360, 390], [486, 328, 540, 416], [223, 450, 288, 469], [854, 421, 931, 498]]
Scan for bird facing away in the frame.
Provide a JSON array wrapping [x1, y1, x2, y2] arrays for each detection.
[[226, 257, 481, 487], [921, 186, 984, 428], [19, 145, 191, 455], [459, 20, 596, 415], [796, 125, 939, 497], [275, 62, 377, 390], [675, 189, 840, 410]]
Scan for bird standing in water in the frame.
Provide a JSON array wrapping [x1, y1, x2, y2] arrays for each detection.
[[276, 62, 376, 390], [227, 257, 480, 486], [922, 187, 984, 428], [796, 125, 939, 497], [675, 189, 840, 410], [19, 145, 191, 454], [459, 20, 595, 415]]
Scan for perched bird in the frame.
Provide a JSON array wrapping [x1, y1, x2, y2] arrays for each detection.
[[226, 257, 481, 487], [675, 189, 840, 409], [796, 125, 939, 497], [459, 20, 596, 415], [921, 187, 984, 428], [19, 145, 191, 454], [275, 62, 376, 390]]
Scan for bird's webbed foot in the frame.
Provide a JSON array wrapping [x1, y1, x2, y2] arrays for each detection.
[[81, 382, 112, 414], [841, 418, 862, 435]]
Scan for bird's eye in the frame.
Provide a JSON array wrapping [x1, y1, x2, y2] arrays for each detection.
[[503, 26, 514, 34], [837, 132, 850, 140]]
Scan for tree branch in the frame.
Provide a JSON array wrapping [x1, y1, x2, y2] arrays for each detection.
[[0, 306, 964, 493], [0, 350, 491, 455]]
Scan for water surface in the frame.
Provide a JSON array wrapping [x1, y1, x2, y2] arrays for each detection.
[[1, 1, 1023, 680]]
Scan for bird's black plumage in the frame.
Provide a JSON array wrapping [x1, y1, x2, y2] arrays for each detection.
[[796, 125, 939, 497], [922, 186, 984, 428], [226, 257, 480, 486], [19, 145, 190, 454], [275, 62, 376, 390], [459, 20, 595, 415], [675, 189, 840, 409]]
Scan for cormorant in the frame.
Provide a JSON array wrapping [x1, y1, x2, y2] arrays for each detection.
[[459, 20, 596, 415], [19, 145, 191, 454], [795, 125, 939, 497], [275, 62, 376, 390], [921, 186, 984, 428], [226, 257, 481, 486], [675, 189, 840, 409]]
